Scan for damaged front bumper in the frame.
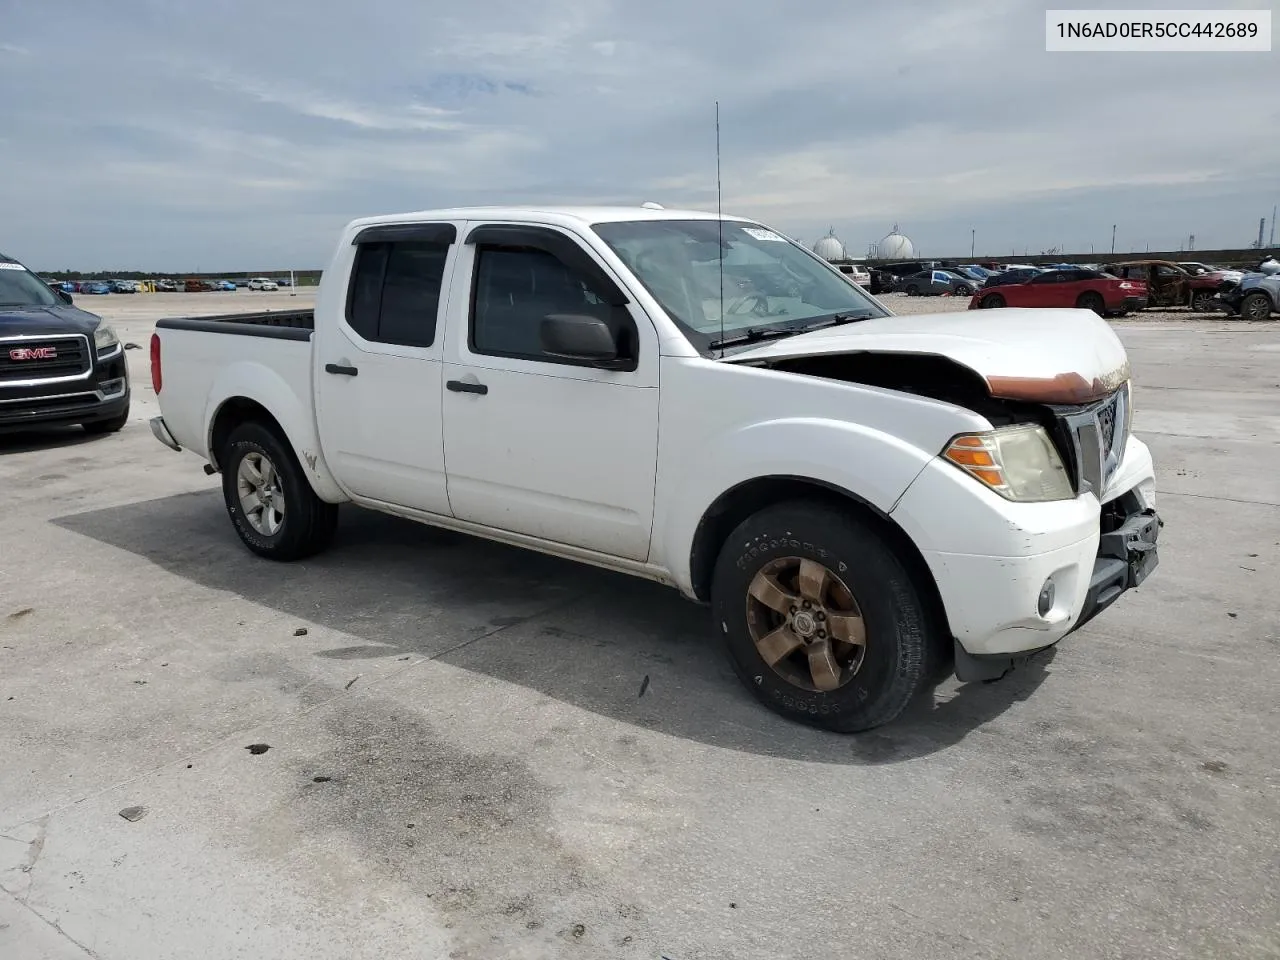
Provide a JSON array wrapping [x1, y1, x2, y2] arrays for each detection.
[[952, 487, 1162, 683]]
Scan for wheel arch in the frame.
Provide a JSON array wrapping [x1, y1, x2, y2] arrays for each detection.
[[205, 388, 346, 503], [687, 475, 952, 643]]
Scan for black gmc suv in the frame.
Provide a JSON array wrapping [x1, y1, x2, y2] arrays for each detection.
[[0, 253, 130, 434]]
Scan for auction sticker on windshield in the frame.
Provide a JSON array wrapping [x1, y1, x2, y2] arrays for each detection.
[[0, 263, 26, 270], [742, 227, 787, 242]]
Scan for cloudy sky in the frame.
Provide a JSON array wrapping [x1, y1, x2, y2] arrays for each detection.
[[1, 0, 1277, 271]]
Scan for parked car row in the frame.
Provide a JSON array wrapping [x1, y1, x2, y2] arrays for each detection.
[[41, 277, 296, 295], [865, 256, 1273, 319]]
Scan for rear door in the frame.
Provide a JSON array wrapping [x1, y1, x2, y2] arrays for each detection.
[[315, 221, 460, 515], [440, 222, 660, 561]]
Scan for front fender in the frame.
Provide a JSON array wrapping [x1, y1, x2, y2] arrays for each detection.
[[203, 360, 346, 503], [654, 417, 937, 595]]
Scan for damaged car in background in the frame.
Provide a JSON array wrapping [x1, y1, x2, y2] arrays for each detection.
[[148, 206, 1160, 732], [1217, 272, 1278, 321]]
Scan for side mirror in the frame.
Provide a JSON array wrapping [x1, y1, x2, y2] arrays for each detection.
[[540, 314, 624, 367], [56, 289, 74, 305]]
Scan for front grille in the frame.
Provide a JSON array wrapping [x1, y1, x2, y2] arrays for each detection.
[[0, 335, 91, 382], [1056, 383, 1129, 496], [1098, 394, 1118, 458]]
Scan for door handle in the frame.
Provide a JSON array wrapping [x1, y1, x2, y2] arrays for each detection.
[[446, 379, 488, 395], [325, 363, 358, 376]]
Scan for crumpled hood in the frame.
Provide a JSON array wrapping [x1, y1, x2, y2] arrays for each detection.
[[0, 304, 104, 337], [725, 308, 1129, 404]]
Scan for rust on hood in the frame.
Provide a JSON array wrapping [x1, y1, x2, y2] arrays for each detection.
[[986, 361, 1130, 405]]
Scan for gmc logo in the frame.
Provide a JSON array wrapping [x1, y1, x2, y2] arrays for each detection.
[[8, 346, 57, 361]]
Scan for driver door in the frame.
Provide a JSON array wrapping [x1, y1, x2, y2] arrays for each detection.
[[441, 224, 660, 561]]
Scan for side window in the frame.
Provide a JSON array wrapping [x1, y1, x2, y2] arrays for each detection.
[[345, 240, 448, 347], [471, 246, 630, 364]]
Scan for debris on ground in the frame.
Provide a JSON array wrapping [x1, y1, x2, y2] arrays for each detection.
[[293, 627, 308, 637], [312, 776, 331, 783], [7, 608, 34, 621], [344, 675, 361, 690], [118, 806, 147, 822], [246, 743, 271, 755], [1228, 612, 1239, 618], [1202, 760, 1229, 773], [638, 675, 651, 698], [124, 342, 141, 350]]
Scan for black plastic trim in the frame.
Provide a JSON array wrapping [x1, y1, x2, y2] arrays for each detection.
[[464, 224, 629, 306], [156, 315, 314, 341], [352, 222, 458, 245]]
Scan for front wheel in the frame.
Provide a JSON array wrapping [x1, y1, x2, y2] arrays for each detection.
[[955, 284, 974, 297], [1190, 290, 1217, 313], [980, 293, 1006, 309], [220, 421, 338, 561], [711, 501, 938, 732], [83, 403, 130, 435], [1239, 291, 1272, 321]]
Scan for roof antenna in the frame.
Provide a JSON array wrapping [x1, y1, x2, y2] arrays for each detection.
[[715, 100, 725, 359]]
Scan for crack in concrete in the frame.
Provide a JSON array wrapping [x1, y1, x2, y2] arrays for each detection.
[[3, 886, 101, 959]]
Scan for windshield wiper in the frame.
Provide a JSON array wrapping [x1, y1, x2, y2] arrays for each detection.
[[707, 326, 799, 350], [799, 311, 874, 331]]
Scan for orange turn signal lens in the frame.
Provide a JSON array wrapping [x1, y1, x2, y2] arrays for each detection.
[[943, 434, 1008, 491]]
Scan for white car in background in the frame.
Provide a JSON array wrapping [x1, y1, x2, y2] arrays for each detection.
[[248, 278, 279, 291], [839, 263, 872, 287]]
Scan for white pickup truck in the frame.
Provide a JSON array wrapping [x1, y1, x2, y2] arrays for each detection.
[[149, 205, 1161, 731]]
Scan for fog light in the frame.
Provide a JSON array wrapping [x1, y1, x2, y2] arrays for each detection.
[[1037, 579, 1056, 617], [100, 378, 126, 398]]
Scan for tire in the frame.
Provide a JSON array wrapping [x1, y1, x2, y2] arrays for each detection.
[[904, 285, 919, 297], [220, 421, 338, 561], [1239, 291, 1272, 322], [710, 501, 937, 733], [955, 284, 974, 297], [980, 293, 1006, 309], [1076, 291, 1105, 314], [82, 403, 130, 435], [1190, 290, 1216, 313]]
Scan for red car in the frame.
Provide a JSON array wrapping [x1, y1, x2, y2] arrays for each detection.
[[969, 268, 1147, 316]]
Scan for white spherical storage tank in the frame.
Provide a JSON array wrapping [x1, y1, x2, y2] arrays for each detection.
[[812, 228, 846, 262], [876, 226, 915, 260]]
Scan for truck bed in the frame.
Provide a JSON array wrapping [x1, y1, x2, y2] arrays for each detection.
[[152, 309, 316, 461], [156, 310, 314, 341]]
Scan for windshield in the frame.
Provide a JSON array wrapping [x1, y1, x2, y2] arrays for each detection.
[[0, 260, 60, 307], [592, 219, 888, 350]]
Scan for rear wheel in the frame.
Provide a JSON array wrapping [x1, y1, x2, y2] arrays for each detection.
[[980, 293, 1006, 309], [1239, 291, 1272, 322], [710, 501, 938, 732], [904, 284, 919, 296], [220, 421, 338, 561], [1076, 291, 1105, 314]]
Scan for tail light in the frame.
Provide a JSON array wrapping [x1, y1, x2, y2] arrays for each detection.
[[150, 333, 162, 393]]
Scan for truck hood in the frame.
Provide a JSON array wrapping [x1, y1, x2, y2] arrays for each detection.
[[725, 308, 1129, 404], [0, 304, 104, 337]]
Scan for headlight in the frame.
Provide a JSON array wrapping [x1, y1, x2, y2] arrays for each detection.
[[93, 323, 120, 356], [942, 424, 1074, 502]]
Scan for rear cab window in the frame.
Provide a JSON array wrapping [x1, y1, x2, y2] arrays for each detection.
[[345, 224, 457, 348]]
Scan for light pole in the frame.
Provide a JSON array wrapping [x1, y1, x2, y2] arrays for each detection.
[[1111, 224, 1116, 254], [970, 228, 975, 259]]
